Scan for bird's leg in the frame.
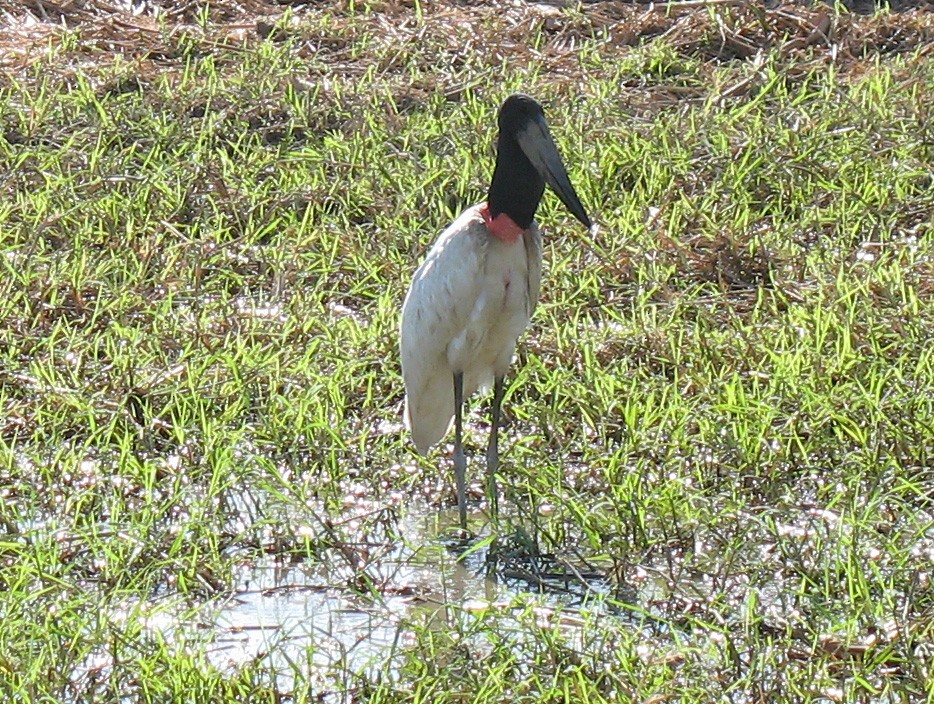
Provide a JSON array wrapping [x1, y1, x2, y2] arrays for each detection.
[[486, 375, 505, 521], [453, 371, 468, 530]]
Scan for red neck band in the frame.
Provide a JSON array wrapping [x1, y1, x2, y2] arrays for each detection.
[[479, 203, 525, 243]]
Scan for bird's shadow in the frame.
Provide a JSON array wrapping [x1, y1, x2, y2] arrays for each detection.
[[438, 521, 614, 607]]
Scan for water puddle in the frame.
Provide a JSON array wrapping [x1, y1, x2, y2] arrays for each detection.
[[75, 494, 914, 704], [63, 493, 922, 703], [207, 565, 413, 684], [198, 506, 615, 690]]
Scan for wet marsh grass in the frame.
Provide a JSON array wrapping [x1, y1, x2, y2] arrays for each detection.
[[3, 0, 934, 701]]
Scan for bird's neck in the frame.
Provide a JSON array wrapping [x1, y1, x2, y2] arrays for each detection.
[[479, 203, 524, 243], [486, 135, 545, 233]]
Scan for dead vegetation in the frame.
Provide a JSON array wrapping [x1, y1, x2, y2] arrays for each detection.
[[3, 0, 934, 79]]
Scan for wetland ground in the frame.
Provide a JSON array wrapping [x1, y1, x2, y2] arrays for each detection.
[[3, 0, 934, 701]]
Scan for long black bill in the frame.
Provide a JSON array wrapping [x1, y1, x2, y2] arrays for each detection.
[[516, 114, 592, 230]]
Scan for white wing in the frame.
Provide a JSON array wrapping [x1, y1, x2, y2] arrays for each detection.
[[524, 225, 543, 323], [400, 206, 544, 455], [400, 206, 489, 454]]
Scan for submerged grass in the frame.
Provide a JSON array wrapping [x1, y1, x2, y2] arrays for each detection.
[[2, 0, 934, 701]]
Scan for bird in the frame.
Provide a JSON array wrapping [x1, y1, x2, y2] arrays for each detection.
[[400, 93, 592, 529]]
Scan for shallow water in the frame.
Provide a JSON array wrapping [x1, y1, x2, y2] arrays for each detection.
[[64, 496, 919, 703], [200, 505, 611, 691]]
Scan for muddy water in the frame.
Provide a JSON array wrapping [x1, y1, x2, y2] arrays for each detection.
[[203, 505, 606, 688], [80, 499, 912, 704]]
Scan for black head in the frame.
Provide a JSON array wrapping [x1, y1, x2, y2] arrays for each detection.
[[487, 93, 591, 230], [497, 94, 546, 140]]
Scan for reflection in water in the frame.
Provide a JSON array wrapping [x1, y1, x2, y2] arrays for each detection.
[[202, 506, 607, 689]]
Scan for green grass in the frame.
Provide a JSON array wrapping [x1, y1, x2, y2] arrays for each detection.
[[2, 1, 934, 702]]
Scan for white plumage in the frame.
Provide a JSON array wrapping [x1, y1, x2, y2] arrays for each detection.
[[401, 204, 542, 453]]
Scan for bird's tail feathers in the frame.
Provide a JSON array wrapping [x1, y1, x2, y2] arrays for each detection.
[[404, 383, 454, 455]]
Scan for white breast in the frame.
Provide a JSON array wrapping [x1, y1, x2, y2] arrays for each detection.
[[400, 203, 543, 454]]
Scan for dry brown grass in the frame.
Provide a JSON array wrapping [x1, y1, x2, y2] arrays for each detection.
[[3, 0, 934, 81]]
